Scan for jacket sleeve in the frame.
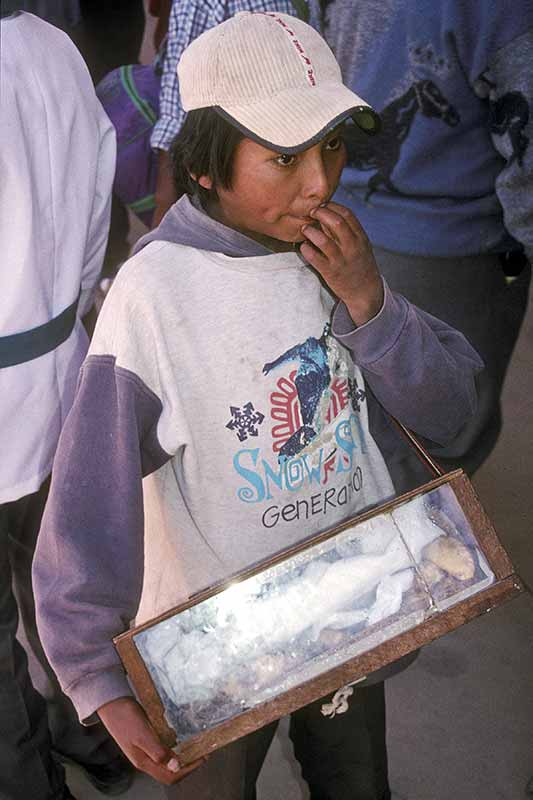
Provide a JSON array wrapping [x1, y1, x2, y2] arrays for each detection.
[[78, 102, 117, 318], [474, 26, 533, 266], [33, 280, 171, 723], [331, 280, 484, 446]]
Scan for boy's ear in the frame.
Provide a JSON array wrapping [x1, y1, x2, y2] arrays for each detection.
[[191, 174, 213, 190]]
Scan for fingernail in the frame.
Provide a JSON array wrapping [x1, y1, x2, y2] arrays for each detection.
[[319, 201, 328, 207], [167, 756, 180, 773]]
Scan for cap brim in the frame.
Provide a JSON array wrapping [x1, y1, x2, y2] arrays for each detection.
[[214, 82, 380, 154]]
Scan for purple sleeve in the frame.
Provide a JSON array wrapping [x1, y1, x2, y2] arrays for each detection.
[[33, 354, 170, 723], [331, 281, 484, 445]]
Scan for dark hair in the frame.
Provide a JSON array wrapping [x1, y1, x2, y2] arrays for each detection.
[[170, 108, 245, 204]]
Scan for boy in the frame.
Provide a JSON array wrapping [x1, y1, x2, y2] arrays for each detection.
[[33, 12, 483, 799]]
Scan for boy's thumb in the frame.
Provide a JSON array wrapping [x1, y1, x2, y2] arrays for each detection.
[[166, 756, 181, 773]]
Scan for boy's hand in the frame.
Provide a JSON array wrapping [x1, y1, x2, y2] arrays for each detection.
[[98, 697, 205, 785], [300, 201, 384, 326]]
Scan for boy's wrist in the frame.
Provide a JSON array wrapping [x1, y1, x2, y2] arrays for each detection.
[[68, 664, 134, 725], [344, 279, 385, 327], [332, 280, 411, 367], [97, 695, 139, 723]]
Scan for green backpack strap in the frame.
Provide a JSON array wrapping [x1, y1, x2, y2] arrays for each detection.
[[290, 0, 310, 22]]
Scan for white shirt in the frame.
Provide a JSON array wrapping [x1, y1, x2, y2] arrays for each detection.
[[0, 12, 116, 502]]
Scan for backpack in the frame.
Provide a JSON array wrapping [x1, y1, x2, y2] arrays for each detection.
[[96, 63, 160, 226]]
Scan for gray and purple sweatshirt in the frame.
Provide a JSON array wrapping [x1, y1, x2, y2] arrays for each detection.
[[33, 195, 483, 723]]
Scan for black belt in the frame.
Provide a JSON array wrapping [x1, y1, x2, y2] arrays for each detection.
[[0, 296, 80, 368]]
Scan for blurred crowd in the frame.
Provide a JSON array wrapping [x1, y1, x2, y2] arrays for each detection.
[[1, 2, 531, 799]]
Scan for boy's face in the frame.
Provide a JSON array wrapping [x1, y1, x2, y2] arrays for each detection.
[[201, 129, 346, 250]]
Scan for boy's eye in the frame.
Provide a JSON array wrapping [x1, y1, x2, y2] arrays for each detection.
[[325, 135, 342, 151], [275, 154, 297, 167]]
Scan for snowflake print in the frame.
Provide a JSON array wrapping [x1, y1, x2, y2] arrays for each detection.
[[226, 402, 265, 442]]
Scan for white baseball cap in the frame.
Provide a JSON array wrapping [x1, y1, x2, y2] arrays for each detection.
[[177, 10, 380, 153]]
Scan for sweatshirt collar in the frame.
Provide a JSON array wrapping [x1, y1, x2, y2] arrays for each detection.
[[133, 195, 275, 259]]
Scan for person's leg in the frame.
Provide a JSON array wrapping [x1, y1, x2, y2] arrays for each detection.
[[0, 498, 66, 800], [290, 682, 390, 800], [8, 479, 132, 788], [162, 738, 247, 800], [162, 722, 278, 800], [243, 721, 278, 800], [373, 249, 531, 475], [496, 259, 532, 386]]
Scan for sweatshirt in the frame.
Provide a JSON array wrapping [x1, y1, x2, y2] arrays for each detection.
[[315, 0, 533, 262], [33, 195, 483, 722]]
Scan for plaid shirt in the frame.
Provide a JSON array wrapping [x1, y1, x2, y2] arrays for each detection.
[[151, 0, 296, 151]]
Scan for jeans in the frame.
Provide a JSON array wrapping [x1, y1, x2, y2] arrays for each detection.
[[0, 479, 119, 800], [374, 248, 531, 476], [164, 682, 390, 800], [290, 683, 390, 800]]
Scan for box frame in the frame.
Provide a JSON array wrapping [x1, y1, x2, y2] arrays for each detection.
[[114, 467, 523, 764]]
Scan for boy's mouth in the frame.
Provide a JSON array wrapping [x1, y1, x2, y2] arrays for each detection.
[[292, 202, 330, 225], [292, 214, 320, 226]]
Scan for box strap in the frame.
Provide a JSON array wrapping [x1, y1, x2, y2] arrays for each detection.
[[390, 417, 445, 478]]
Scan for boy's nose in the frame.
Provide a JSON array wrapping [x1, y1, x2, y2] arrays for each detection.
[[302, 159, 330, 203]]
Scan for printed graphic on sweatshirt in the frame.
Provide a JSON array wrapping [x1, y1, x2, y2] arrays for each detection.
[[262, 323, 332, 461], [489, 92, 529, 166], [474, 71, 530, 168], [226, 402, 265, 442], [345, 78, 460, 200], [229, 326, 374, 530]]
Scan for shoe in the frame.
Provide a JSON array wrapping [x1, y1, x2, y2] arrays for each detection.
[[55, 751, 134, 796]]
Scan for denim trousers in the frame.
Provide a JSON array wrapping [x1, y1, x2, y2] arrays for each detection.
[[0, 479, 118, 800], [164, 682, 390, 800]]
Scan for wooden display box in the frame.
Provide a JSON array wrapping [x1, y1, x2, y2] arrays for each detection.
[[114, 469, 523, 765]]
